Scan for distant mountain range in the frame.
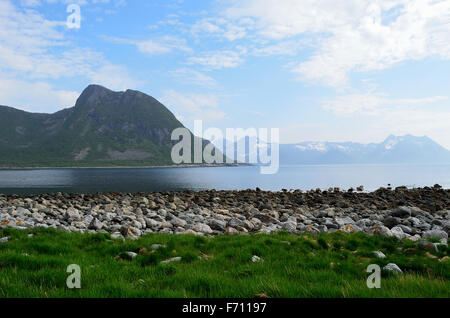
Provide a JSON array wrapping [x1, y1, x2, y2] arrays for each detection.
[[278, 135, 450, 164], [1, 85, 449, 167], [0, 85, 209, 167]]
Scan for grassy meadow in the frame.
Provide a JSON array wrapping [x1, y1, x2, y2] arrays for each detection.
[[0, 228, 448, 298]]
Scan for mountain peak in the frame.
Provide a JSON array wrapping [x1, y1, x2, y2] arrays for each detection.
[[75, 84, 115, 108], [81, 84, 113, 96]]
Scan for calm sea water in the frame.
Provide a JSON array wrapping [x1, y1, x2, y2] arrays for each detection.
[[0, 164, 449, 195]]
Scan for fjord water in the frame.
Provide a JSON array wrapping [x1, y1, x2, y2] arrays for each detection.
[[0, 164, 449, 195]]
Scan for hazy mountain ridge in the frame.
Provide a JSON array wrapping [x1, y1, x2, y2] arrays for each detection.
[[0, 85, 206, 167], [279, 134, 450, 164], [1, 85, 448, 167]]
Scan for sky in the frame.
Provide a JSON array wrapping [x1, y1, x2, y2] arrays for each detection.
[[1, 0, 450, 148]]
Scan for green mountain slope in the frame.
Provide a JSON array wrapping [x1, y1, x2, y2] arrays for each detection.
[[0, 85, 208, 167]]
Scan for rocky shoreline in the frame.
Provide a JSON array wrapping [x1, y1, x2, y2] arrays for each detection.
[[0, 186, 449, 243]]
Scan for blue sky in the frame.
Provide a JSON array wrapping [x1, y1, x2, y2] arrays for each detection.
[[1, 0, 450, 148]]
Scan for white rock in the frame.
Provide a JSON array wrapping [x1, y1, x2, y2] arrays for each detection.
[[161, 257, 182, 264], [124, 251, 137, 259], [372, 251, 386, 259], [150, 244, 166, 250], [193, 223, 213, 234], [383, 263, 403, 274], [170, 216, 187, 228], [335, 217, 355, 226], [370, 225, 393, 237], [391, 226, 406, 240], [89, 218, 104, 230], [0, 237, 8, 243], [423, 230, 448, 240], [111, 232, 123, 240], [65, 207, 81, 221], [282, 221, 297, 233], [251, 255, 262, 263]]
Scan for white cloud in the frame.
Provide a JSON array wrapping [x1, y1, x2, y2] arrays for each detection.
[[221, 0, 450, 86], [191, 18, 247, 41], [0, 0, 138, 109], [168, 68, 218, 87], [321, 91, 450, 148], [0, 74, 79, 112], [322, 93, 448, 116], [20, 0, 41, 7], [103, 35, 191, 55], [250, 39, 308, 56], [88, 64, 140, 91], [160, 90, 227, 122], [188, 50, 244, 69]]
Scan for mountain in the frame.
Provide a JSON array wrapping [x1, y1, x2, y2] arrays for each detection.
[[278, 135, 450, 165], [0, 84, 209, 167]]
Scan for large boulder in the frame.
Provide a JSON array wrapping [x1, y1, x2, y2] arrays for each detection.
[[423, 230, 448, 240]]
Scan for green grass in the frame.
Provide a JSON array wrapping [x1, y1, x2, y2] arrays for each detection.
[[0, 228, 448, 298]]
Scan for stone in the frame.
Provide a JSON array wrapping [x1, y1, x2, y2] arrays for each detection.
[[423, 230, 448, 240], [372, 251, 386, 258], [31, 212, 44, 223], [228, 218, 247, 229], [111, 232, 123, 239], [383, 216, 401, 228], [251, 255, 262, 263], [170, 216, 187, 228], [65, 207, 81, 221], [209, 219, 227, 231], [145, 218, 161, 228], [324, 221, 339, 229], [370, 225, 393, 237], [397, 224, 413, 234], [225, 227, 239, 235], [0, 237, 8, 243], [124, 251, 137, 259], [391, 206, 411, 218], [335, 217, 354, 226], [254, 214, 277, 224], [391, 226, 406, 240], [193, 223, 213, 234], [16, 207, 31, 216], [150, 244, 166, 250], [304, 225, 320, 234], [89, 218, 104, 231], [120, 226, 141, 239], [282, 221, 297, 233], [161, 257, 182, 264], [383, 263, 403, 274]]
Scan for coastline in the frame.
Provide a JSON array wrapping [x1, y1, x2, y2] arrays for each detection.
[[1, 186, 448, 298], [0, 163, 251, 170], [1, 186, 448, 241]]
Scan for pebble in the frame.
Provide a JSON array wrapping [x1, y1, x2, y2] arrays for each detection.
[[252, 255, 262, 263], [161, 257, 182, 264], [372, 251, 386, 258], [125, 252, 137, 259], [383, 263, 403, 274], [0, 188, 447, 241]]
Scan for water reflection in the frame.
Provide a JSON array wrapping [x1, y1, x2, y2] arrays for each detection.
[[0, 164, 449, 195]]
